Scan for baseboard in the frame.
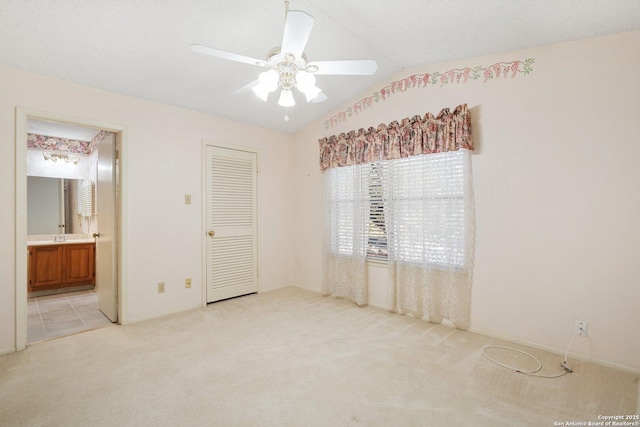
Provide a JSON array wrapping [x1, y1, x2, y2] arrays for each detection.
[[468, 326, 640, 376], [130, 285, 298, 324], [0, 347, 17, 356], [390, 307, 639, 375], [127, 305, 203, 324], [28, 284, 94, 298], [258, 284, 298, 294], [368, 300, 388, 311], [291, 286, 640, 375]]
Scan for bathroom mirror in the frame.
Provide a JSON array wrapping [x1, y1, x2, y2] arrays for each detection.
[[27, 177, 89, 235]]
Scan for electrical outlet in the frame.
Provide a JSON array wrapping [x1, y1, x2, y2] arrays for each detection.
[[185, 194, 191, 205], [158, 282, 165, 293], [575, 320, 587, 336], [185, 278, 192, 289]]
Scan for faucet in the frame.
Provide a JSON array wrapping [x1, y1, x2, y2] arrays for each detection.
[[53, 234, 66, 242]]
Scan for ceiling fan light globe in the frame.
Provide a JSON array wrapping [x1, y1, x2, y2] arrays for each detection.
[[263, 70, 280, 92], [278, 89, 295, 107], [301, 84, 322, 102], [251, 83, 271, 102], [295, 70, 315, 90], [311, 91, 328, 103]]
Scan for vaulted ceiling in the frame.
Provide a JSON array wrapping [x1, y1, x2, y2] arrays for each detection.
[[2, 1, 639, 133]]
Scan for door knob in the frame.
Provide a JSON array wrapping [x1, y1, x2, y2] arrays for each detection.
[[208, 230, 215, 237], [93, 233, 100, 238]]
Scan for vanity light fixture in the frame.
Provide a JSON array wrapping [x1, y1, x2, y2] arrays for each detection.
[[43, 151, 80, 165]]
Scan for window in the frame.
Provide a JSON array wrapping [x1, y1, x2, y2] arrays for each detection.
[[327, 164, 357, 256], [367, 162, 387, 259], [326, 162, 385, 259], [327, 150, 468, 268]]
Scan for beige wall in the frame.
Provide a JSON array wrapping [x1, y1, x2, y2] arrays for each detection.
[[292, 31, 640, 372], [0, 65, 295, 352]]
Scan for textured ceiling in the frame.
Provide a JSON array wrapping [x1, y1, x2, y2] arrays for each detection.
[[2, 1, 639, 134]]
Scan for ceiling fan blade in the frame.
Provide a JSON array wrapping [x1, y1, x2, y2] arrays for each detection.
[[191, 44, 266, 67], [232, 80, 259, 95], [308, 60, 378, 75], [281, 10, 314, 58]]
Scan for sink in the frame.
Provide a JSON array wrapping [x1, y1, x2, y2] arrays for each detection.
[[28, 239, 95, 246], [27, 235, 95, 246]]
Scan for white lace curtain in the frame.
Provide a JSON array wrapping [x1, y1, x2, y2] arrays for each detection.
[[320, 104, 475, 328], [322, 164, 368, 305], [386, 150, 475, 329]]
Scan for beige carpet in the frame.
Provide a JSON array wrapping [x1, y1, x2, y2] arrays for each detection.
[[1, 287, 637, 426]]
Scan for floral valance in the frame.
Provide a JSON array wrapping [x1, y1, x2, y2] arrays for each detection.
[[319, 103, 473, 170]]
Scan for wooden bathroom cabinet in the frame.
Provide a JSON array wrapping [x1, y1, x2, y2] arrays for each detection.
[[28, 243, 95, 292]]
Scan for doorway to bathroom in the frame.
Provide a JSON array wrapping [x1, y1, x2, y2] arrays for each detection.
[[15, 108, 127, 349]]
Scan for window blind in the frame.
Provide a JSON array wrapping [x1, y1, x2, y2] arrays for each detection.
[[384, 151, 466, 268], [327, 150, 468, 268], [327, 165, 356, 256], [366, 163, 387, 260]]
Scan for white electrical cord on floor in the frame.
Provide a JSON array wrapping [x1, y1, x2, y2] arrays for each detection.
[[482, 333, 580, 378]]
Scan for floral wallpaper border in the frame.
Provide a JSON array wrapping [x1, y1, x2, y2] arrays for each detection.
[[91, 130, 113, 152], [324, 58, 535, 129], [27, 130, 113, 155]]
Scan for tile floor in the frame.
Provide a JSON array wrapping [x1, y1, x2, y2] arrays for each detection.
[[27, 290, 113, 343]]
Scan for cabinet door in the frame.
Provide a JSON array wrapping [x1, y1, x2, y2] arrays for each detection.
[[28, 245, 64, 291], [63, 244, 95, 285]]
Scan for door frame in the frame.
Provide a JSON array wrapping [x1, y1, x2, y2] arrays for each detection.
[[201, 140, 260, 306], [15, 108, 128, 350]]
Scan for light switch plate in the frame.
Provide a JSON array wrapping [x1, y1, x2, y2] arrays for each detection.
[[185, 194, 191, 205]]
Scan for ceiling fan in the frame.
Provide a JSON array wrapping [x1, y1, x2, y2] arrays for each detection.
[[191, 1, 378, 108]]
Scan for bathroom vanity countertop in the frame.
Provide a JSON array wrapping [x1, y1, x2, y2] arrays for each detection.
[[28, 239, 95, 246]]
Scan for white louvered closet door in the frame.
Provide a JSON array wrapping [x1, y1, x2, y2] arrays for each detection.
[[206, 146, 258, 303]]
